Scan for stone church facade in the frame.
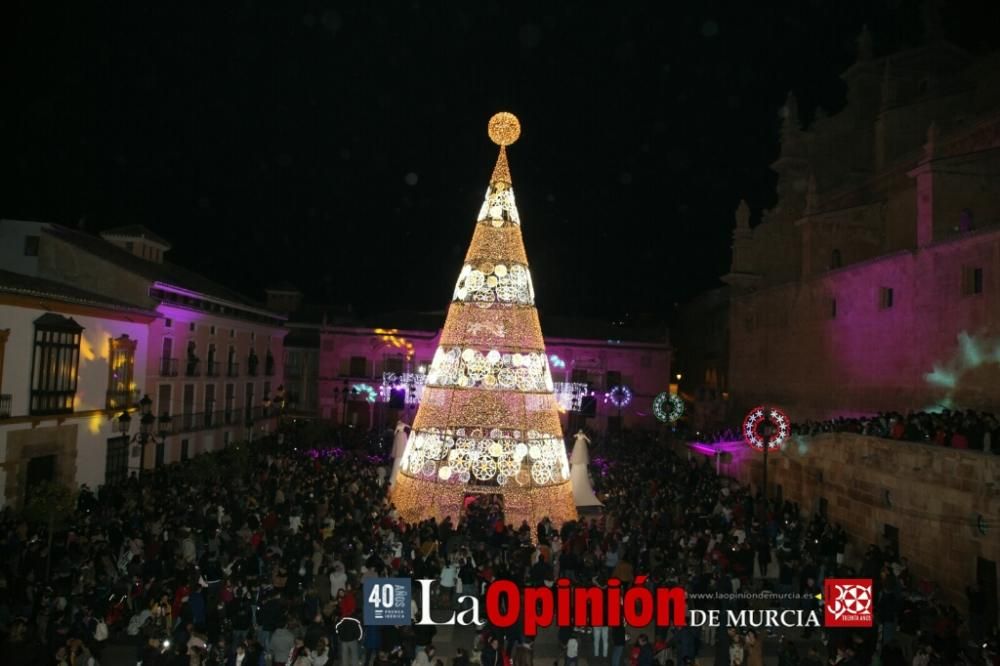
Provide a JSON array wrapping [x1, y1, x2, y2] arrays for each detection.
[[725, 28, 1000, 420]]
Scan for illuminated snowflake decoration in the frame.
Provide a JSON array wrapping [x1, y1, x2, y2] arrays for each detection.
[[408, 427, 569, 486], [653, 392, 684, 423], [477, 186, 521, 226], [605, 385, 633, 408], [452, 263, 534, 305], [742, 406, 790, 452], [426, 347, 554, 392]]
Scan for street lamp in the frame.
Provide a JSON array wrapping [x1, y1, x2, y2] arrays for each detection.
[[331, 380, 352, 425], [117, 394, 171, 473]]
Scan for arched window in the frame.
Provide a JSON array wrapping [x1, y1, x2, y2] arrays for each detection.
[[831, 249, 842, 269]]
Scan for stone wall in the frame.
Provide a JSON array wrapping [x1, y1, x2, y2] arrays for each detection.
[[692, 434, 1000, 605]]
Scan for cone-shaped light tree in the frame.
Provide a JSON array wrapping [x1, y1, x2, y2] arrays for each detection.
[[389, 113, 578, 529]]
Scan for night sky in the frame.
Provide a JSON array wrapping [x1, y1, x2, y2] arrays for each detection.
[[2, 1, 997, 321]]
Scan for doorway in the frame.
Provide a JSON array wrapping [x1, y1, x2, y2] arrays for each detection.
[[105, 437, 129, 486], [978, 557, 998, 634], [25, 455, 56, 501], [884, 524, 899, 560]]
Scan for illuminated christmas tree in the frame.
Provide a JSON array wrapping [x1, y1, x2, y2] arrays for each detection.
[[389, 112, 578, 529]]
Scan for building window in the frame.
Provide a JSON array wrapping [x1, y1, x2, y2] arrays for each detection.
[[164, 318, 172, 328], [107, 334, 137, 409], [224, 383, 235, 424], [963, 266, 984, 296], [24, 235, 40, 256], [205, 384, 216, 427], [105, 436, 129, 486], [384, 356, 404, 374], [571, 368, 589, 384], [125, 241, 134, 253], [230, 329, 236, 338], [210, 326, 216, 336], [180, 439, 190, 461], [830, 298, 838, 319], [0, 328, 9, 400], [879, 287, 894, 309], [349, 356, 368, 377], [605, 370, 622, 389], [189, 322, 196, 332], [245, 382, 255, 418], [30, 314, 83, 415], [830, 249, 842, 269]]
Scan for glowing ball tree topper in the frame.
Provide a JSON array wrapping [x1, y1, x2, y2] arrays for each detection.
[[653, 392, 684, 423], [742, 406, 790, 451]]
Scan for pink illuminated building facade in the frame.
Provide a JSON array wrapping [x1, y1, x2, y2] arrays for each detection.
[[285, 310, 671, 434], [0, 220, 286, 497], [719, 30, 1000, 420]]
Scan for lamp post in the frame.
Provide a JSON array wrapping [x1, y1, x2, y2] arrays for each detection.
[[760, 405, 772, 503], [117, 394, 171, 474], [332, 379, 350, 426]]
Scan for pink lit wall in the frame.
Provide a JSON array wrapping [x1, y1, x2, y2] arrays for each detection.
[[728, 228, 1000, 420]]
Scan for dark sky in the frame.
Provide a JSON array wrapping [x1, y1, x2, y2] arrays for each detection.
[[2, 1, 996, 321]]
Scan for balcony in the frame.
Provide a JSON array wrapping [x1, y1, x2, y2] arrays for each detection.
[[106, 389, 140, 410], [160, 357, 179, 377], [0, 394, 11, 419], [205, 360, 220, 377], [185, 358, 201, 378], [226, 362, 239, 378]]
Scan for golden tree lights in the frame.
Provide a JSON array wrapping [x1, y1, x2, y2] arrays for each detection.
[[389, 113, 577, 529]]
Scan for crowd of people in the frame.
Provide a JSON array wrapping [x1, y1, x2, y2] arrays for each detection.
[[697, 409, 999, 453], [789, 410, 998, 452], [0, 427, 994, 666]]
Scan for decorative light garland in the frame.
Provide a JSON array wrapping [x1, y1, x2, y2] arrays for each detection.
[[426, 347, 554, 393], [548, 354, 566, 369], [742, 405, 791, 451], [374, 328, 415, 360], [399, 426, 571, 487], [653, 392, 684, 423], [552, 381, 591, 411], [352, 384, 378, 404], [452, 262, 535, 305], [605, 385, 633, 408]]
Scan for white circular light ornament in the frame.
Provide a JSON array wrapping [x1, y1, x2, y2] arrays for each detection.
[[498, 456, 519, 477], [742, 405, 791, 452], [514, 443, 528, 459], [653, 392, 685, 424], [472, 457, 497, 481], [607, 385, 633, 408], [531, 463, 553, 485], [438, 466, 452, 481], [528, 444, 542, 460], [488, 442, 504, 457]]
